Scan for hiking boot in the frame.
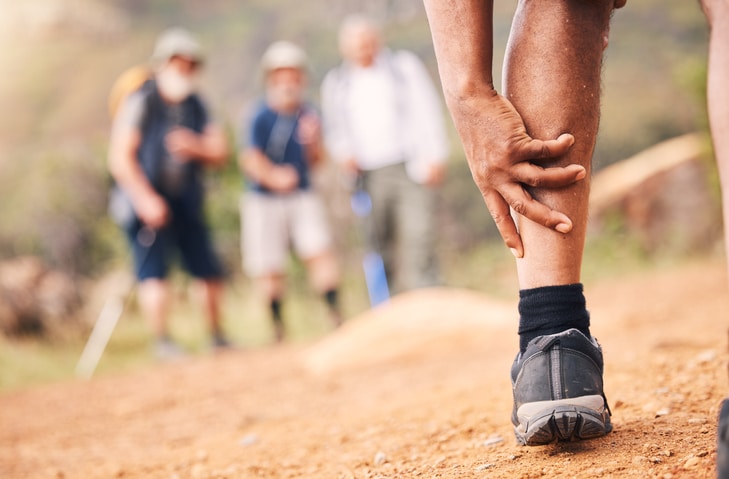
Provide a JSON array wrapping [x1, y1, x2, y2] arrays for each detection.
[[511, 328, 612, 445], [717, 399, 729, 478]]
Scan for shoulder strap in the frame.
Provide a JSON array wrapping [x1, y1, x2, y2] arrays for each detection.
[[264, 109, 300, 163]]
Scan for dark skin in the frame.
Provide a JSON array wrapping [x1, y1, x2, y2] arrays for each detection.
[[423, 0, 620, 288]]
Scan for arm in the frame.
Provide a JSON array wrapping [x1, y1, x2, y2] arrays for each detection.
[[398, 50, 450, 186], [238, 148, 298, 194], [422, 0, 584, 257], [165, 123, 229, 168], [297, 111, 325, 169], [108, 96, 169, 229], [320, 70, 359, 175]]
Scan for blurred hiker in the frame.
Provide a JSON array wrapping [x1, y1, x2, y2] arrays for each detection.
[[108, 27, 230, 359], [239, 41, 342, 343], [321, 15, 450, 293], [422, 0, 729, 457]]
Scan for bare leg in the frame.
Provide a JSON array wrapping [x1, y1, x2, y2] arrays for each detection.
[[257, 274, 286, 342], [138, 278, 171, 338], [196, 279, 224, 338], [305, 251, 343, 326], [305, 251, 339, 293], [703, 0, 729, 277], [504, 0, 614, 289], [701, 2, 729, 477], [504, 0, 617, 446]]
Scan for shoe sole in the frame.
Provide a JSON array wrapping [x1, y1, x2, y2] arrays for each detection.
[[514, 395, 611, 445]]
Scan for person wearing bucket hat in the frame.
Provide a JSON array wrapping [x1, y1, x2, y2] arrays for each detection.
[[238, 41, 343, 343], [108, 27, 231, 359]]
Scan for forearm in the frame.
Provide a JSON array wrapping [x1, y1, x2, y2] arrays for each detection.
[[304, 138, 325, 168], [241, 149, 276, 188], [423, 0, 496, 103], [190, 125, 229, 167]]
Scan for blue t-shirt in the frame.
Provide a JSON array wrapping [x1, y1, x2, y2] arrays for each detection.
[[245, 102, 312, 193]]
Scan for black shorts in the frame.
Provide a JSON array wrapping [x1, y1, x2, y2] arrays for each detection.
[[125, 197, 223, 281]]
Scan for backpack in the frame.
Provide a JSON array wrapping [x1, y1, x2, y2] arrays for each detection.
[[108, 64, 152, 119]]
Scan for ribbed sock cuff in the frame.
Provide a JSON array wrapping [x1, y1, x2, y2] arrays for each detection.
[[518, 283, 591, 353]]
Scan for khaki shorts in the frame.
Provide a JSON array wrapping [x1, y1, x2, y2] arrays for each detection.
[[241, 190, 333, 277]]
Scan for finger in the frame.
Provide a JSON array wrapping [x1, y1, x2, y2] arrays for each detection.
[[500, 184, 573, 234], [512, 162, 586, 189], [482, 190, 524, 258], [519, 133, 575, 162]]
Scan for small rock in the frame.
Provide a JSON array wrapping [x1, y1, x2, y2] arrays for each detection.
[[632, 456, 648, 465], [483, 434, 504, 447], [695, 350, 716, 363], [684, 456, 700, 469], [655, 408, 670, 417], [374, 451, 387, 466], [475, 464, 493, 471], [239, 434, 259, 447], [697, 451, 709, 457]]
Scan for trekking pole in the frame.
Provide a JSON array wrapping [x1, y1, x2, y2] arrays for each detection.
[[75, 226, 156, 379], [350, 174, 390, 307]]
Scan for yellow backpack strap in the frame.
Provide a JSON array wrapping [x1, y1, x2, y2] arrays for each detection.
[[108, 64, 152, 119]]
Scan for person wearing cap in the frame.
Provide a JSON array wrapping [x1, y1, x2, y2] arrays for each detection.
[[108, 27, 230, 358], [321, 14, 450, 294], [238, 41, 343, 343]]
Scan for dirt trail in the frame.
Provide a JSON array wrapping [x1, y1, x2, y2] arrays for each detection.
[[1, 259, 728, 478]]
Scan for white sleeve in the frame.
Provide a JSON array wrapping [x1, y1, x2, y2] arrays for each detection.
[[320, 68, 354, 162], [112, 91, 145, 136], [397, 51, 450, 166]]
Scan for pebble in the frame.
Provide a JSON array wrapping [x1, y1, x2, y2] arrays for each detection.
[[239, 434, 259, 447], [374, 451, 387, 466], [483, 434, 504, 447], [695, 350, 716, 363], [655, 408, 670, 417], [475, 464, 494, 471], [684, 456, 700, 469]]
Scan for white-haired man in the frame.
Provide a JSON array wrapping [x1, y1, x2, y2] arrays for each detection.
[[321, 15, 450, 293], [108, 27, 229, 358]]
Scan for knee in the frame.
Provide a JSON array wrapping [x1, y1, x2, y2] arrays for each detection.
[[306, 253, 340, 292]]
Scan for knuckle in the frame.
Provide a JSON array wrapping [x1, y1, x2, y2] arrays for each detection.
[[510, 199, 527, 216]]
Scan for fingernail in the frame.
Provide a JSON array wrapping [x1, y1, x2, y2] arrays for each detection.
[[510, 248, 523, 258], [556, 223, 571, 234]]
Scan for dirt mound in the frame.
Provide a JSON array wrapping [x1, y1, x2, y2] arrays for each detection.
[[1, 259, 728, 478], [303, 287, 514, 376]]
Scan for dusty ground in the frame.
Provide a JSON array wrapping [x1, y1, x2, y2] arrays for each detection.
[[1, 259, 728, 479]]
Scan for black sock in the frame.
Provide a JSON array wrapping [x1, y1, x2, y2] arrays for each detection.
[[323, 289, 339, 313], [518, 283, 591, 353], [270, 298, 283, 325]]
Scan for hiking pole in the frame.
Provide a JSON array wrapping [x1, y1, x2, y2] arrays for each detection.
[[350, 175, 390, 307], [75, 226, 156, 379]]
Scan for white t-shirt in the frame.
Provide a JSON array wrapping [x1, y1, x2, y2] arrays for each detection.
[[321, 49, 450, 183]]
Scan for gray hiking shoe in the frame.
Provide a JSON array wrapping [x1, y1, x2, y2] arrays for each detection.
[[511, 328, 612, 445]]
